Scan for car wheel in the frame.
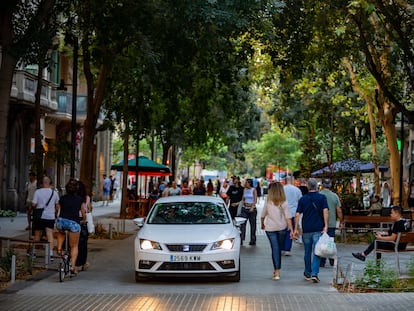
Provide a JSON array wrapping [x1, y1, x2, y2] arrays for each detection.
[[135, 271, 148, 282], [135, 271, 141, 282], [227, 269, 240, 282]]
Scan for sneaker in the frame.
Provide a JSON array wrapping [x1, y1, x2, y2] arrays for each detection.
[[304, 273, 312, 281], [352, 252, 366, 262], [311, 275, 320, 283], [284, 251, 291, 256], [249, 241, 256, 245]]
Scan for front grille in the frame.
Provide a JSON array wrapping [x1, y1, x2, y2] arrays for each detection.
[[166, 244, 207, 252], [158, 262, 215, 271]]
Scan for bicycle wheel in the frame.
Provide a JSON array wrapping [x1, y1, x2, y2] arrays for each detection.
[[59, 262, 65, 282]]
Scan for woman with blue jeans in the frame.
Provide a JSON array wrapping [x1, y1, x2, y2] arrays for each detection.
[[261, 182, 293, 280]]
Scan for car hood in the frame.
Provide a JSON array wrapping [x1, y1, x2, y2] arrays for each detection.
[[138, 224, 238, 243]]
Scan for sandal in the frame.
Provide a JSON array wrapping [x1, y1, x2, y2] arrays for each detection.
[[70, 268, 78, 276], [82, 262, 90, 271]]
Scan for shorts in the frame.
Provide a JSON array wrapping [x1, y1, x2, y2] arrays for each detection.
[[56, 217, 81, 233], [33, 218, 55, 231], [103, 189, 110, 196]]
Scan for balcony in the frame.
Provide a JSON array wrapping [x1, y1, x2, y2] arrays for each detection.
[[55, 90, 87, 122], [10, 70, 57, 110], [10, 69, 104, 123]]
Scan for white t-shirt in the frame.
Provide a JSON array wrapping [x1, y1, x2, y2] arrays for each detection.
[[283, 184, 302, 218], [32, 188, 59, 220]]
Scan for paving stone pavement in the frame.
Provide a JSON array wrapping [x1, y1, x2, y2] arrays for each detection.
[[1, 198, 414, 310]]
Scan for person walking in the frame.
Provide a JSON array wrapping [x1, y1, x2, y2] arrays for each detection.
[[219, 179, 230, 199], [102, 174, 111, 206], [226, 176, 244, 219], [381, 182, 391, 207], [76, 180, 92, 271], [31, 176, 59, 261], [206, 179, 214, 196], [261, 182, 294, 280], [282, 176, 302, 255], [25, 172, 37, 231], [167, 181, 181, 196], [56, 179, 86, 275], [319, 178, 343, 267], [215, 176, 221, 196], [294, 178, 328, 283], [240, 178, 258, 245]]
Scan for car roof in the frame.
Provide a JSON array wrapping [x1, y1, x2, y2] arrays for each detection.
[[154, 195, 224, 204]]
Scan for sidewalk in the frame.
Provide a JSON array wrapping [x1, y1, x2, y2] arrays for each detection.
[[0, 199, 127, 239]]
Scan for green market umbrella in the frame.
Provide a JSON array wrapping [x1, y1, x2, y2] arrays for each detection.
[[111, 156, 171, 177]]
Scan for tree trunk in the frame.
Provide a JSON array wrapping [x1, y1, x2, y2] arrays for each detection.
[[34, 61, 45, 184], [344, 58, 381, 195], [79, 29, 110, 196], [120, 126, 129, 219], [0, 53, 17, 209], [376, 89, 400, 205]]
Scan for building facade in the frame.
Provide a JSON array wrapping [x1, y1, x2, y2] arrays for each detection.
[[3, 50, 112, 212]]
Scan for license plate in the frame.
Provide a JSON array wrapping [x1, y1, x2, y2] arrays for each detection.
[[170, 255, 201, 262]]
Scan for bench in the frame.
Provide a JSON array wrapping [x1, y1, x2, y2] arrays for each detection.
[[0, 236, 51, 268], [341, 215, 393, 242], [374, 232, 414, 274]]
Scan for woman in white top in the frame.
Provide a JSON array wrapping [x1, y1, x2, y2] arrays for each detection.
[[240, 178, 258, 245], [219, 180, 230, 200], [261, 182, 293, 280]]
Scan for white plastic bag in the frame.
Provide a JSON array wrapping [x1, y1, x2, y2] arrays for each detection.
[[315, 232, 337, 258], [86, 212, 95, 234]]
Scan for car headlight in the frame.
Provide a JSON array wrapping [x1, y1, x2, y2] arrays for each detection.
[[212, 238, 234, 250], [140, 239, 162, 250]]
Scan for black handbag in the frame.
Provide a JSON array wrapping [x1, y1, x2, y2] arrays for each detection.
[[32, 208, 44, 221]]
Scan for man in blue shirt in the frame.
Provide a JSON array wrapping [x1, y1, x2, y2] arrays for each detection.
[[294, 178, 328, 283]]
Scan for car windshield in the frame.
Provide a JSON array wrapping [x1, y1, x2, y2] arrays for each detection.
[[147, 201, 230, 224]]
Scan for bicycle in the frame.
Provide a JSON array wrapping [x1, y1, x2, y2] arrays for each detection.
[[59, 230, 74, 282]]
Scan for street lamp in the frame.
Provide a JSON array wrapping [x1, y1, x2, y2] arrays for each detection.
[[70, 36, 78, 178]]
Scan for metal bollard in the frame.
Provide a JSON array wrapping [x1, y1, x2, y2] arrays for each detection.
[[109, 223, 112, 239], [11, 255, 16, 283]]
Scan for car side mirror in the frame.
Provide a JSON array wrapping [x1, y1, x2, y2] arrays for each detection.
[[133, 217, 145, 228]]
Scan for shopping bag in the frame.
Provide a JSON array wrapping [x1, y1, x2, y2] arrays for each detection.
[[86, 212, 95, 234], [315, 232, 337, 258], [236, 201, 244, 217]]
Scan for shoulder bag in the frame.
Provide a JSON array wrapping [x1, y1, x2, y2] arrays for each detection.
[[33, 190, 54, 221]]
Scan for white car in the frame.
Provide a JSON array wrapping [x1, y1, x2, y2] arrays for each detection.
[[133, 195, 245, 282]]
